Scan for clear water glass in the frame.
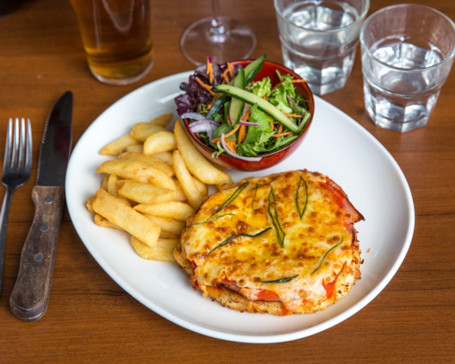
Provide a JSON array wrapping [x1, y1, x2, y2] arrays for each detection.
[[360, 4, 455, 132], [274, 0, 369, 95]]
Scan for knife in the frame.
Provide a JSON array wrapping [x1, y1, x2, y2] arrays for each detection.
[[9, 91, 73, 321]]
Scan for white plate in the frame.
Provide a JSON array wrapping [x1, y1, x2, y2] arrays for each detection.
[[66, 71, 415, 343]]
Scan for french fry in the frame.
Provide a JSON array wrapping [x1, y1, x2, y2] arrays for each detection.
[[118, 152, 174, 177], [148, 113, 173, 127], [118, 180, 176, 204], [100, 174, 109, 191], [88, 113, 235, 263], [143, 130, 177, 155], [94, 214, 122, 230], [125, 144, 143, 153], [150, 151, 173, 165], [86, 195, 95, 213], [130, 236, 178, 262], [193, 176, 208, 196], [134, 201, 195, 221], [97, 159, 175, 190], [130, 123, 165, 142], [172, 150, 204, 209], [107, 174, 119, 197], [92, 189, 160, 247], [173, 180, 187, 202], [174, 120, 231, 185], [100, 134, 140, 155], [145, 214, 185, 235], [159, 230, 179, 239]]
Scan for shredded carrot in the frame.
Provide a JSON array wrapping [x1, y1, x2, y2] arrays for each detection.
[[221, 68, 230, 83], [272, 131, 293, 138], [238, 124, 246, 144], [195, 77, 215, 96], [270, 122, 275, 130], [225, 122, 241, 137], [227, 62, 235, 78], [242, 108, 251, 122], [291, 79, 308, 84], [211, 123, 242, 143], [207, 58, 214, 84], [277, 124, 283, 134], [207, 95, 217, 111], [224, 139, 237, 153], [273, 81, 284, 89], [283, 112, 302, 118]]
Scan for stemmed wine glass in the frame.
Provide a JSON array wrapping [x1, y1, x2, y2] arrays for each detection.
[[180, 0, 257, 65]]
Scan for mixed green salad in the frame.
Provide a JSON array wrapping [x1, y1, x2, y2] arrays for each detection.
[[174, 55, 311, 161]]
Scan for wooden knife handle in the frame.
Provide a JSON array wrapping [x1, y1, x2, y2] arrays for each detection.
[[9, 185, 65, 321]]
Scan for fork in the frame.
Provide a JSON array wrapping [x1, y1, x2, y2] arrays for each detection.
[[0, 118, 32, 295]]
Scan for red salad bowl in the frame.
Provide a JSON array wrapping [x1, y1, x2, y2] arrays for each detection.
[[182, 60, 315, 171]]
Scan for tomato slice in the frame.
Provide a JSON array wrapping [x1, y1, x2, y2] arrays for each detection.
[[218, 278, 280, 302], [256, 289, 280, 302], [218, 278, 241, 292], [322, 177, 364, 223], [323, 262, 346, 299]]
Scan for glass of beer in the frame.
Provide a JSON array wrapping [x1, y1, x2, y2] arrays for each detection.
[[70, 0, 154, 86]]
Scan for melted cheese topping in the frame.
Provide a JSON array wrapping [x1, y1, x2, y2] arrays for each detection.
[[181, 170, 363, 312]]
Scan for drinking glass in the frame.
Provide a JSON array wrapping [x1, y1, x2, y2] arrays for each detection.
[[70, 0, 154, 86], [360, 4, 455, 132], [180, 0, 256, 65], [274, 0, 369, 95]]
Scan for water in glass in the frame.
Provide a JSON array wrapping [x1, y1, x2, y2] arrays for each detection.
[[363, 37, 444, 132], [277, 0, 361, 95]]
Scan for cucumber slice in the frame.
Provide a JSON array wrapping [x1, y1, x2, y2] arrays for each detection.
[[208, 54, 265, 120], [206, 96, 225, 118], [228, 54, 266, 86], [243, 54, 266, 84], [229, 68, 245, 124], [213, 84, 300, 133]]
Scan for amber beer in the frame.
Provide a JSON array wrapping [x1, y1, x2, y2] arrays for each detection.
[[70, 0, 153, 85]]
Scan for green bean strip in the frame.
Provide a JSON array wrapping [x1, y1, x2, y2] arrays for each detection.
[[296, 176, 308, 219], [251, 183, 259, 209], [251, 176, 279, 191], [193, 213, 235, 225], [211, 182, 249, 217], [267, 188, 285, 248], [251, 176, 279, 209], [311, 239, 343, 275], [209, 227, 272, 255], [259, 275, 298, 284]]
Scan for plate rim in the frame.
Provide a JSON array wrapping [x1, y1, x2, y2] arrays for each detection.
[[66, 71, 415, 343]]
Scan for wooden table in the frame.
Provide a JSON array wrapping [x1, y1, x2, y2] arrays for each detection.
[[0, 0, 453, 362]]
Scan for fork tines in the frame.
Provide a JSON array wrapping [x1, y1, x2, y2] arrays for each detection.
[[4, 118, 32, 171]]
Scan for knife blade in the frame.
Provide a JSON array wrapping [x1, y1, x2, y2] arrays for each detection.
[[9, 91, 73, 321]]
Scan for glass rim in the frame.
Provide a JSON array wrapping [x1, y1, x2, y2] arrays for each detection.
[[360, 3, 455, 73], [274, 0, 370, 33]]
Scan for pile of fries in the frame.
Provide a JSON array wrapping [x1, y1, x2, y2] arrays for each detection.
[[86, 113, 232, 262]]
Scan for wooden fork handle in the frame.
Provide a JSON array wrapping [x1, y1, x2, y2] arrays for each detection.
[[9, 185, 65, 321]]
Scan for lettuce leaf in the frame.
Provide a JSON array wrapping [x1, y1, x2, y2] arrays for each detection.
[[268, 73, 295, 114], [249, 77, 272, 99]]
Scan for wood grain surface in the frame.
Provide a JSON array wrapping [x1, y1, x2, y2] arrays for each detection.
[[0, 0, 453, 362]]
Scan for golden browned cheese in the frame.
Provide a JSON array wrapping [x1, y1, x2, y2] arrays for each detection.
[[176, 170, 364, 315]]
